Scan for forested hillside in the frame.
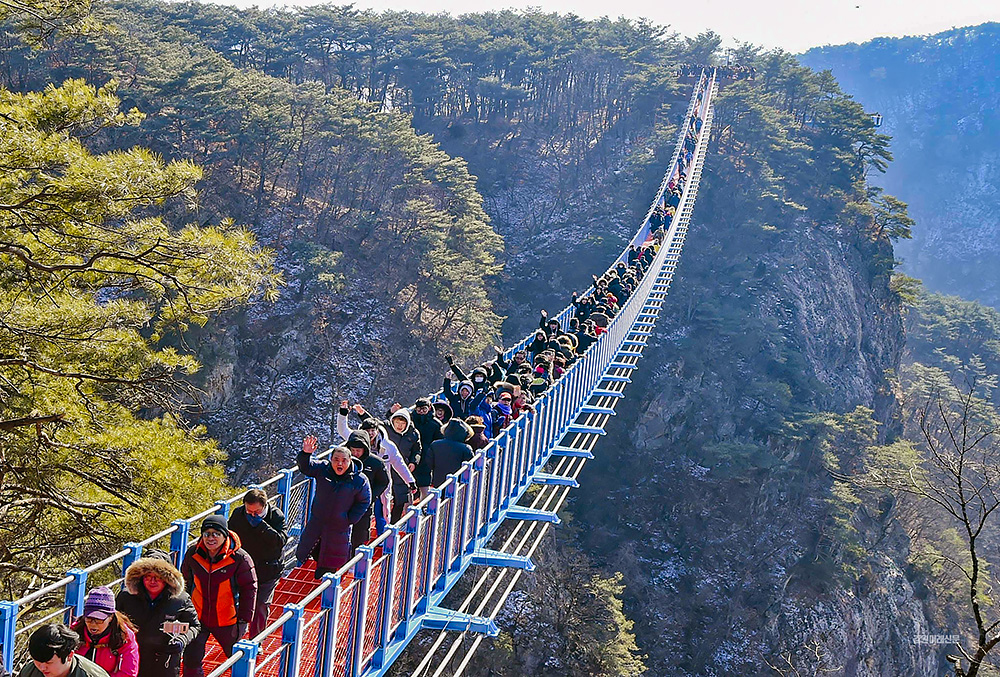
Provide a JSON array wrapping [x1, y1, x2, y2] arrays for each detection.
[[553, 54, 939, 676], [801, 24, 1000, 308], [0, 0, 700, 631], [1, 1, 971, 674]]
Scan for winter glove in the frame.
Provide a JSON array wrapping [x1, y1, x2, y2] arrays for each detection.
[[539, 309, 547, 318], [409, 483, 420, 503], [237, 621, 249, 640], [445, 355, 454, 364], [165, 638, 185, 654]]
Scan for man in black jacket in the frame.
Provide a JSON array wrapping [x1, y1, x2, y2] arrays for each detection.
[[410, 397, 441, 498], [426, 419, 474, 487], [228, 489, 287, 639], [345, 431, 390, 552]]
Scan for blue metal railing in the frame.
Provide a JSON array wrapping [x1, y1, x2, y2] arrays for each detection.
[[1, 70, 716, 677]]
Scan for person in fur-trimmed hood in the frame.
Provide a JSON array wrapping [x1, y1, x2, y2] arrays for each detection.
[[115, 552, 199, 677]]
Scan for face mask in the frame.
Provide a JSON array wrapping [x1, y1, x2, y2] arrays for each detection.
[[247, 513, 264, 526]]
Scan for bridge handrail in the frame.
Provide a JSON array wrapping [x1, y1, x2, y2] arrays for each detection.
[[228, 69, 718, 677], [0, 70, 716, 676], [500, 69, 708, 362]]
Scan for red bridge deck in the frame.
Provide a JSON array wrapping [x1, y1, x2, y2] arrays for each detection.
[[201, 563, 324, 677]]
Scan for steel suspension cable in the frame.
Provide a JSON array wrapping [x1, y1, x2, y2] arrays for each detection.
[[408, 455, 576, 676]]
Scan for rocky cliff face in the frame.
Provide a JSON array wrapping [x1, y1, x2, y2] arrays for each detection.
[[195, 268, 446, 482], [561, 160, 936, 673], [801, 23, 1000, 308]]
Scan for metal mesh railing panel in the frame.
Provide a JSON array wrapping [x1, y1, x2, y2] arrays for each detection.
[[285, 479, 310, 532], [361, 554, 389, 665], [432, 499, 452, 584], [390, 533, 413, 633], [412, 515, 433, 611], [450, 485, 467, 568], [469, 468, 484, 549], [331, 579, 361, 677]]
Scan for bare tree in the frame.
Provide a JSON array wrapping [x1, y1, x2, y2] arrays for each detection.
[[865, 369, 1000, 677], [763, 639, 840, 676]]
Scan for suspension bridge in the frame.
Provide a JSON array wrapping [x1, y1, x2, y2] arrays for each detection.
[[0, 69, 718, 677]]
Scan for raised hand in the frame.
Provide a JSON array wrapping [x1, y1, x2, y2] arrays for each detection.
[[352, 403, 365, 415], [389, 402, 401, 413], [303, 435, 318, 455]]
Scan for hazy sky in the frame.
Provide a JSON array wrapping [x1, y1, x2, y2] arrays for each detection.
[[229, 0, 1000, 53]]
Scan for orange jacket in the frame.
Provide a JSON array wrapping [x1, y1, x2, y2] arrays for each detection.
[[180, 532, 257, 628]]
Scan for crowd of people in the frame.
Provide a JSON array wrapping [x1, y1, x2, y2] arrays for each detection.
[[677, 63, 755, 80], [287, 99, 715, 581], [15, 489, 287, 677], [12, 83, 709, 677]]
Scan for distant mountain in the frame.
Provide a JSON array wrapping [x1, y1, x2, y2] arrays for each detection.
[[801, 23, 1000, 307]]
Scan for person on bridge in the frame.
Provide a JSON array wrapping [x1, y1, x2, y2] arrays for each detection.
[[19, 624, 109, 677], [574, 320, 599, 353], [445, 356, 494, 392], [180, 516, 257, 677], [443, 376, 486, 421], [455, 368, 495, 439], [69, 588, 138, 677], [666, 188, 681, 209], [491, 392, 513, 437], [410, 397, 440, 499], [465, 416, 489, 451], [338, 429, 389, 553], [357, 403, 423, 522], [338, 403, 415, 535], [539, 310, 568, 341], [529, 358, 552, 396], [432, 400, 452, 424], [571, 292, 595, 323], [507, 380, 534, 418], [494, 348, 528, 377], [296, 439, 372, 579], [227, 489, 287, 640], [526, 330, 548, 363], [115, 551, 198, 677], [426, 418, 474, 487]]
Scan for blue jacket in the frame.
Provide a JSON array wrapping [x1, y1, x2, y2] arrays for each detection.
[[473, 397, 494, 439], [444, 377, 487, 420]]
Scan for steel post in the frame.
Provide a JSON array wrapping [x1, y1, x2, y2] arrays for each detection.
[[63, 568, 87, 623]]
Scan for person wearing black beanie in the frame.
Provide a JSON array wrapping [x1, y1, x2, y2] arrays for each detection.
[[180, 515, 257, 677]]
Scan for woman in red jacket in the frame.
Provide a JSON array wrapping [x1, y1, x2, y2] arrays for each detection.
[[70, 587, 139, 677]]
